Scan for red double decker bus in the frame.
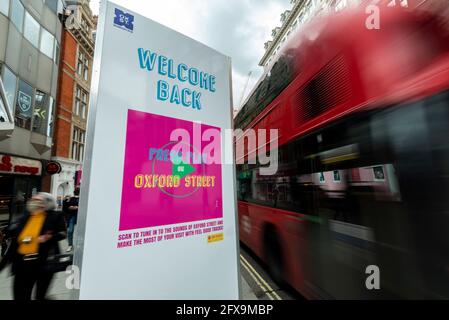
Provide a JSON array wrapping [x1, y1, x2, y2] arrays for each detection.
[[235, 4, 449, 299]]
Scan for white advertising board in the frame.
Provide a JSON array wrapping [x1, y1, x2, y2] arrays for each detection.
[[73, 0, 240, 299]]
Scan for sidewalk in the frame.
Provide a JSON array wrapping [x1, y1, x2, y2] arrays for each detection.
[[0, 266, 72, 300], [0, 269, 257, 300], [0, 240, 257, 300], [0, 239, 73, 300]]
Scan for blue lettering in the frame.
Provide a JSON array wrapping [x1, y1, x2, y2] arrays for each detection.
[[170, 85, 181, 105], [181, 88, 191, 107], [200, 73, 209, 90], [149, 148, 172, 162], [157, 80, 169, 101], [192, 91, 202, 110], [178, 64, 188, 82], [158, 55, 168, 76], [188, 68, 199, 86], [149, 148, 157, 160], [137, 49, 215, 105], [168, 59, 176, 79], [209, 75, 216, 93], [138, 48, 157, 71]]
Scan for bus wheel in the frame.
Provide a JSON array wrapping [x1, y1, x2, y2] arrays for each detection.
[[264, 228, 284, 287]]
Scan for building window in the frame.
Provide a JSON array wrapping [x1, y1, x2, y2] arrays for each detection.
[[40, 28, 55, 59], [11, 0, 24, 33], [318, 172, 325, 183], [74, 86, 88, 119], [47, 96, 54, 137], [77, 51, 90, 81], [1, 65, 17, 114], [84, 60, 89, 81], [0, 66, 10, 122], [54, 41, 60, 64], [81, 91, 87, 118], [0, 0, 9, 17], [77, 52, 83, 75], [32, 90, 54, 136], [81, 16, 91, 37], [45, 0, 64, 15], [24, 11, 40, 48], [72, 127, 86, 162], [15, 79, 34, 130], [32, 90, 46, 134], [373, 166, 385, 181], [74, 87, 80, 116], [0, 92, 8, 123], [333, 170, 341, 182]]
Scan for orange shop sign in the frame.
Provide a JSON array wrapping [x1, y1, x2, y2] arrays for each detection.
[[0, 154, 42, 176]]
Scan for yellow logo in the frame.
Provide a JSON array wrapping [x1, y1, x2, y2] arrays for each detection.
[[207, 233, 224, 243]]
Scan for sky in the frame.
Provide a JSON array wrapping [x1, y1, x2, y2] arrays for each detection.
[[89, 0, 291, 109]]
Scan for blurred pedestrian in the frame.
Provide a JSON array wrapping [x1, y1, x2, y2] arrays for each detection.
[[63, 187, 80, 252], [62, 195, 70, 221], [0, 192, 66, 300]]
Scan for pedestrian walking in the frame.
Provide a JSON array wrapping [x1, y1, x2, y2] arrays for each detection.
[[63, 187, 80, 252], [0, 192, 67, 300]]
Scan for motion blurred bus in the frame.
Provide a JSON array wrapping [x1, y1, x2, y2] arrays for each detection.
[[234, 3, 449, 299]]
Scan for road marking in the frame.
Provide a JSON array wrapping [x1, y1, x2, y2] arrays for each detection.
[[240, 260, 275, 300], [240, 254, 282, 300]]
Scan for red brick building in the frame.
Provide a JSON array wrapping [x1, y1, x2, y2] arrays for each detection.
[[51, 0, 96, 206]]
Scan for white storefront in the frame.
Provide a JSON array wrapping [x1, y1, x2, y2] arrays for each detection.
[[50, 157, 81, 209]]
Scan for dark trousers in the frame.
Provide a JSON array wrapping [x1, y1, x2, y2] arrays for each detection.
[[13, 259, 53, 300], [67, 216, 77, 247]]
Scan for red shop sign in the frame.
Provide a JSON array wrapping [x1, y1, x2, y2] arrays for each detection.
[[46, 161, 62, 175], [0, 154, 42, 176]]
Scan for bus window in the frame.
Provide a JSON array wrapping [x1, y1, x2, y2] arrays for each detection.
[[235, 52, 295, 130]]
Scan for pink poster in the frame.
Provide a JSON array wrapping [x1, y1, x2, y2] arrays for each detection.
[[119, 109, 223, 231]]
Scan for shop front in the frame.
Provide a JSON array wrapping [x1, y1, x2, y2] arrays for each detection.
[[0, 154, 43, 226], [50, 158, 82, 210]]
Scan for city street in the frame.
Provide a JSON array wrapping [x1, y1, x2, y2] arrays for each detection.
[[239, 245, 301, 301], [2, 0, 449, 302], [0, 239, 299, 300]]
